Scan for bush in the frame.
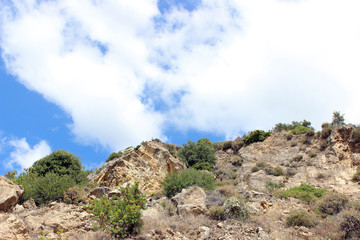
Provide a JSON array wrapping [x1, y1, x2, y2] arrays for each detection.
[[291, 126, 310, 135], [32, 173, 76, 205], [320, 140, 328, 151], [286, 210, 316, 228], [231, 138, 244, 152], [243, 130, 270, 145], [273, 120, 312, 133], [340, 211, 360, 239], [106, 152, 122, 162], [223, 197, 249, 220], [321, 126, 332, 139], [273, 167, 284, 176], [64, 186, 87, 204], [277, 183, 327, 204], [331, 111, 345, 128], [318, 192, 348, 215], [162, 169, 215, 197], [222, 141, 233, 151], [291, 155, 303, 162], [207, 206, 226, 220], [32, 150, 86, 184], [85, 182, 147, 238], [178, 138, 217, 168], [230, 156, 243, 167], [266, 181, 285, 193], [192, 162, 214, 171]]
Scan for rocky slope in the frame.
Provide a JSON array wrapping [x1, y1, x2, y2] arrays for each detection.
[[2, 125, 360, 240]]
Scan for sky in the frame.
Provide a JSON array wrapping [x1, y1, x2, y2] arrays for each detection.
[[1, 0, 360, 174]]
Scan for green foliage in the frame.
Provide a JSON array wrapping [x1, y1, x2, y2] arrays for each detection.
[[273, 120, 312, 132], [161, 169, 215, 198], [318, 192, 348, 216], [266, 181, 285, 193], [331, 111, 345, 128], [178, 138, 217, 168], [7, 168, 38, 203], [291, 126, 310, 135], [230, 156, 243, 167], [286, 210, 316, 228], [276, 183, 327, 204], [231, 138, 244, 152], [33, 150, 86, 184], [32, 173, 75, 205], [192, 162, 214, 171], [243, 130, 270, 145], [321, 126, 332, 139], [273, 166, 284, 176], [63, 185, 87, 204], [222, 141, 233, 151], [207, 206, 226, 220], [106, 152, 122, 162], [223, 197, 249, 220], [85, 182, 147, 238]]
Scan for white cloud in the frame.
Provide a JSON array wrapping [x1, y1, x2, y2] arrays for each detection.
[[6, 138, 52, 170], [1, 0, 360, 147]]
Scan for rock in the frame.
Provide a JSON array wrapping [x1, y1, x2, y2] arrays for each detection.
[[223, 197, 249, 220], [171, 186, 207, 215], [0, 176, 24, 211], [89, 140, 186, 192], [22, 198, 36, 209], [89, 186, 111, 198], [0, 213, 28, 240], [198, 226, 210, 240]]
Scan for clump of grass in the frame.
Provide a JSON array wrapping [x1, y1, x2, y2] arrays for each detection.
[[275, 183, 327, 204], [266, 181, 285, 193], [286, 210, 316, 228]]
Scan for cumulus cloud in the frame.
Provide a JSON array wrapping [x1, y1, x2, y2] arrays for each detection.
[[6, 138, 52, 170], [1, 0, 360, 148]]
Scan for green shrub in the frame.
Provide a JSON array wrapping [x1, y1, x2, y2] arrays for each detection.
[[231, 138, 244, 152], [266, 181, 285, 193], [318, 192, 348, 215], [243, 130, 270, 145], [273, 167, 284, 176], [340, 211, 360, 239], [291, 126, 310, 135], [33, 150, 86, 184], [286, 210, 316, 228], [162, 169, 215, 197], [352, 166, 360, 182], [178, 138, 217, 168], [222, 141, 233, 151], [331, 111, 345, 128], [306, 129, 315, 137], [106, 152, 122, 162], [251, 166, 260, 172], [166, 144, 180, 157], [277, 183, 327, 204], [308, 151, 317, 158], [85, 182, 146, 238], [63, 185, 87, 204], [231, 156, 243, 167], [207, 206, 226, 220], [223, 197, 249, 220], [321, 126, 332, 139], [32, 173, 75, 205], [192, 162, 214, 171], [273, 120, 312, 133]]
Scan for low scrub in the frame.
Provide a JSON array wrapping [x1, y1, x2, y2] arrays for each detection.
[[275, 183, 327, 204], [291, 126, 310, 135], [352, 166, 360, 182], [162, 169, 215, 198], [286, 210, 316, 228], [340, 211, 360, 239], [85, 182, 147, 238], [243, 130, 270, 145], [106, 151, 122, 162], [318, 192, 348, 216]]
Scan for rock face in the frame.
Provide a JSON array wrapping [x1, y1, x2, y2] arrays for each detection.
[[0, 176, 23, 211], [89, 140, 186, 192], [171, 186, 207, 215]]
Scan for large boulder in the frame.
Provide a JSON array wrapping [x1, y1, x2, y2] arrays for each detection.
[[0, 176, 23, 211], [171, 186, 207, 215], [88, 140, 186, 192]]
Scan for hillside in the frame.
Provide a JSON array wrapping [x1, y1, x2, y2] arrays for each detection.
[[1, 124, 360, 239]]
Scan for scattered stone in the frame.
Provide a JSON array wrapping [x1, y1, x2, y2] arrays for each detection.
[[0, 176, 24, 211]]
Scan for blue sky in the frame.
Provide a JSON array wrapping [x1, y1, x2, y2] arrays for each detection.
[[1, 0, 360, 174]]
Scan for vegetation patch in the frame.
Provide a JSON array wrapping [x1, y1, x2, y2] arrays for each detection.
[[162, 168, 215, 198], [286, 210, 316, 228], [275, 183, 327, 204], [243, 130, 270, 145], [352, 166, 360, 182], [106, 151, 122, 162], [317, 192, 348, 216], [291, 126, 310, 135]]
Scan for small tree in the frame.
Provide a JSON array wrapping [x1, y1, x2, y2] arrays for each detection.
[[178, 138, 217, 169], [32, 150, 86, 184], [331, 111, 345, 128]]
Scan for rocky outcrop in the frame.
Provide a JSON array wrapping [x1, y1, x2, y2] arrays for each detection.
[[171, 186, 207, 215], [89, 140, 186, 192], [0, 176, 23, 211]]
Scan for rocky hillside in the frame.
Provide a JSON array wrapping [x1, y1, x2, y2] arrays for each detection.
[[1, 125, 360, 240]]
